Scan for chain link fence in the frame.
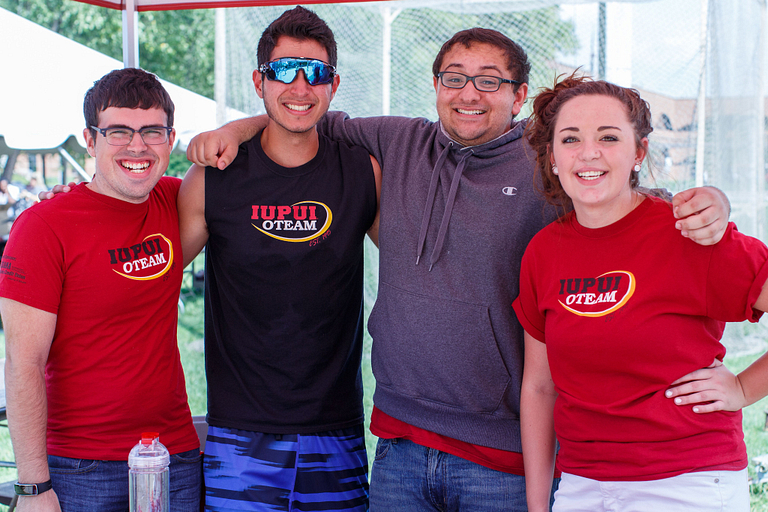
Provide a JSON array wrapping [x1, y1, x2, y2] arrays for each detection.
[[220, 0, 768, 353]]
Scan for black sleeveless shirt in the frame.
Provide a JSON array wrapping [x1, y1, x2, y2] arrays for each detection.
[[204, 131, 377, 433]]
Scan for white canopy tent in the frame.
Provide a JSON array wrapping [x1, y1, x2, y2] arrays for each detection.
[[0, 7, 243, 160]]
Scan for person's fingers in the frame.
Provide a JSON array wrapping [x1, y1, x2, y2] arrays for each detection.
[[668, 368, 713, 388], [691, 401, 725, 414], [671, 188, 696, 216], [38, 184, 72, 201], [216, 145, 239, 170]]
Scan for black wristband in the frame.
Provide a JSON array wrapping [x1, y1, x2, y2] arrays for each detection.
[[14, 479, 53, 496]]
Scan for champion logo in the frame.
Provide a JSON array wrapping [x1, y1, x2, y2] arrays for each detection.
[[502, 186, 518, 196], [557, 270, 636, 317], [251, 201, 332, 243], [108, 233, 174, 280]]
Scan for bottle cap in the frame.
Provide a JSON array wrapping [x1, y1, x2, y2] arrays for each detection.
[[141, 432, 159, 445], [128, 432, 170, 469]]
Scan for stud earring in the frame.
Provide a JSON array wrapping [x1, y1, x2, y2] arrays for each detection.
[[552, 165, 559, 176], [633, 163, 641, 173]]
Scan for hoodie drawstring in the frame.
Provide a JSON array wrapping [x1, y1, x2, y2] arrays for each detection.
[[416, 142, 452, 265], [415, 144, 474, 271]]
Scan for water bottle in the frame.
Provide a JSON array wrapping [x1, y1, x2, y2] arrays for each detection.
[[128, 432, 170, 512]]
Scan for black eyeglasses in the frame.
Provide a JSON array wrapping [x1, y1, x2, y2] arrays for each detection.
[[437, 71, 520, 92], [259, 57, 337, 86], [91, 126, 172, 146]]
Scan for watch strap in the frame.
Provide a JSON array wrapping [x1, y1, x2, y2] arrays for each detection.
[[14, 479, 53, 496]]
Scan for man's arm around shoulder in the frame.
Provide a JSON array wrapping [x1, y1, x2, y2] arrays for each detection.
[[367, 155, 382, 247], [672, 186, 730, 245], [186, 117, 267, 170], [178, 165, 210, 268], [1, 298, 61, 511]]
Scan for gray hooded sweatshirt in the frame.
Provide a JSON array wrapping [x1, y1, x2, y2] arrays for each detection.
[[319, 112, 557, 453]]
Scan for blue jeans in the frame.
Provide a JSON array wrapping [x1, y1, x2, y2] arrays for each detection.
[[369, 438, 556, 511], [48, 448, 202, 512]]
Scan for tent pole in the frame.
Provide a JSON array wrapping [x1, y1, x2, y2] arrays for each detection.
[[122, 0, 139, 68], [2, 151, 18, 182], [597, 3, 606, 80], [381, 6, 401, 116], [57, 148, 90, 182], [694, 0, 708, 188], [215, 9, 227, 127], [754, 0, 766, 240]]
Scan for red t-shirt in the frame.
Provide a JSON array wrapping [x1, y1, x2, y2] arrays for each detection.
[[513, 196, 768, 481], [371, 407, 525, 474], [0, 178, 199, 460]]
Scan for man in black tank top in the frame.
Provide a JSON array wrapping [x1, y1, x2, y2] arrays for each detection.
[[178, 7, 381, 512]]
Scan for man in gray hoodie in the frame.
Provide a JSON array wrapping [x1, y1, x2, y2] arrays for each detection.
[[187, 28, 730, 511]]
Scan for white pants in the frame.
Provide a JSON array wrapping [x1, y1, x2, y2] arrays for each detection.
[[553, 469, 749, 512]]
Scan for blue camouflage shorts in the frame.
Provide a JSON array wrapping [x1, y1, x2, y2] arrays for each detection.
[[203, 424, 369, 511]]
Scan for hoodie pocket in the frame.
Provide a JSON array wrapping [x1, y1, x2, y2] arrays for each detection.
[[369, 282, 512, 414]]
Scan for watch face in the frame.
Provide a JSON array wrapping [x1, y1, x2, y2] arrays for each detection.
[[14, 483, 38, 495], [14, 480, 52, 496]]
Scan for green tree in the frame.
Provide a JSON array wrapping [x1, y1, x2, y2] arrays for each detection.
[[135, 9, 215, 99], [1, 0, 214, 99]]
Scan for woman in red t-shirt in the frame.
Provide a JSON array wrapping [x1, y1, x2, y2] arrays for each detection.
[[515, 74, 768, 512]]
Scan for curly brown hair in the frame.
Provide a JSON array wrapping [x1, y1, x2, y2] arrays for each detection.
[[526, 73, 653, 214]]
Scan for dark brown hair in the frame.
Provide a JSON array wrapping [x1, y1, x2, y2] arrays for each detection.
[[432, 28, 530, 90], [84, 68, 174, 137], [527, 73, 653, 213], [257, 6, 337, 67]]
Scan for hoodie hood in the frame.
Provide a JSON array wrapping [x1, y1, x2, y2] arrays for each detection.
[[416, 119, 528, 269]]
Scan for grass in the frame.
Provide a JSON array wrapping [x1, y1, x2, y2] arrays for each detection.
[[723, 348, 768, 511]]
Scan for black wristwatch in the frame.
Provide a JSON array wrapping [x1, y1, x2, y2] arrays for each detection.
[[14, 479, 52, 496]]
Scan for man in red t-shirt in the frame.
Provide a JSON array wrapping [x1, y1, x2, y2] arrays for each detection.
[[0, 68, 200, 512]]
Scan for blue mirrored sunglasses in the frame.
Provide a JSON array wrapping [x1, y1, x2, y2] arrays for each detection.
[[259, 57, 336, 86]]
